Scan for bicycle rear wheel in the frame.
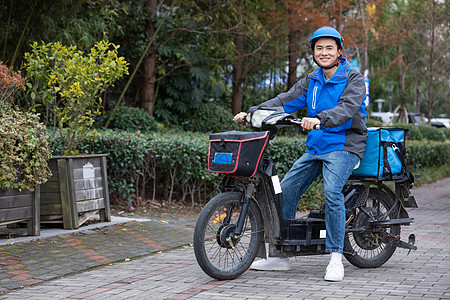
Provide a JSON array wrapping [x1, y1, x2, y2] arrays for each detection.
[[344, 188, 400, 268], [193, 192, 263, 280]]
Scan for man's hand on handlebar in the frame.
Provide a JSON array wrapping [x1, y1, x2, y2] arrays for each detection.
[[301, 117, 321, 131], [233, 112, 247, 123], [234, 110, 320, 130]]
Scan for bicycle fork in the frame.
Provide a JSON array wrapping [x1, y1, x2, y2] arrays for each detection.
[[226, 182, 256, 250]]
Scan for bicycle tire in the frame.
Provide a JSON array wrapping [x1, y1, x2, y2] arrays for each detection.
[[193, 192, 263, 280], [344, 188, 400, 268]]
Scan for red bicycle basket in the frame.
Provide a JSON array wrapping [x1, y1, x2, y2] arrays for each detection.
[[208, 130, 269, 178]]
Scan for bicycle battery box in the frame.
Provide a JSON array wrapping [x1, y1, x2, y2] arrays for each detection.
[[208, 130, 269, 178]]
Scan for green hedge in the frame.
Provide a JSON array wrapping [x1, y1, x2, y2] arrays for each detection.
[[49, 129, 450, 207], [390, 123, 447, 141], [81, 130, 218, 207], [406, 140, 450, 169], [443, 128, 450, 140], [266, 136, 306, 177]]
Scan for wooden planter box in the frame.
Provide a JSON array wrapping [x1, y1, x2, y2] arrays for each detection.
[[40, 154, 111, 229], [0, 187, 40, 236]]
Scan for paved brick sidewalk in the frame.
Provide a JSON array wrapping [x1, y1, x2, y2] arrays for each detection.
[[0, 178, 449, 299], [0, 218, 195, 294]]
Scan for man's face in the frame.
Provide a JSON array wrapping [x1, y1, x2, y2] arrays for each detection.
[[313, 37, 342, 68]]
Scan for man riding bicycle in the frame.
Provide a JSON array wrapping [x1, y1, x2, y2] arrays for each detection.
[[234, 26, 367, 281]]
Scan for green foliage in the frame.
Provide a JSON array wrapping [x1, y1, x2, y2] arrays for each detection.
[[23, 40, 129, 155], [410, 163, 450, 187], [366, 117, 383, 128], [416, 125, 446, 141], [405, 125, 424, 141], [367, 0, 448, 118], [95, 106, 159, 132], [297, 179, 324, 212], [266, 136, 307, 178], [88, 130, 149, 204], [442, 128, 450, 141], [2, 0, 449, 123], [1, 0, 127, 68], [0, 106, 52, 191], [49, 127, 449, 210], [185, 103, 240, 133], [406, 141, 450, 169], [50, 129, 219, 207], [0, 61, 50, 191]]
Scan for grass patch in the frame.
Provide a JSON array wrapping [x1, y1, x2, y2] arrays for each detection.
[[411, 163, 450, 186]]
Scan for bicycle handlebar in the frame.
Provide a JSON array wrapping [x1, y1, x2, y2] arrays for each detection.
[[243, 108, 321, 131], [262, 117, 320, 130]]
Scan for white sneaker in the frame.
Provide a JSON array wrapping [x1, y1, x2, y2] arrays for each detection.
[[324, 261, 344, 281], [250, 257, 291, 271]]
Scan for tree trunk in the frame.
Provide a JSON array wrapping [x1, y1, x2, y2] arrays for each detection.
[[231, 31, 244, 115], [358, 0, 369, 72], [335, 0, 343, 32], [397, 45, 407, 106], [141, 0, 157, 116], [287, 8, 299, 90], [426, 0, 436, 125]]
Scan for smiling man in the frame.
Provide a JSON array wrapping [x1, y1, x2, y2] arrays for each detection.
[[234, 26, 367, 281]]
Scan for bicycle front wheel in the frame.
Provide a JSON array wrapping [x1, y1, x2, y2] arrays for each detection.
[[193, 192, 263, 280]]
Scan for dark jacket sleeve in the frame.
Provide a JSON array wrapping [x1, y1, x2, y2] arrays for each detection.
[[260, 77, 310, 108], [316, 70, 366, 128]]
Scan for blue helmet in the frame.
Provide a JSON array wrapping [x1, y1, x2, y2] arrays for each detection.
[[310, 26, 343, 50]]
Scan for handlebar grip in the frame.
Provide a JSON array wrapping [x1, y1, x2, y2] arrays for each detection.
[[313, 124, 320, 130]]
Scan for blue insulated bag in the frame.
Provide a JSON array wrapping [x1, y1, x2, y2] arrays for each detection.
[[352, 128, 408, 179]]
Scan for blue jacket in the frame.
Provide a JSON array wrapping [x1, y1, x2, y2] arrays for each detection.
[[262, 57, 367, 159]]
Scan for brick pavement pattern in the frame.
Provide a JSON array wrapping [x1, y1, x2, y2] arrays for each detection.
[[0, 219, 194, 293], [0, 178, 449, 299]]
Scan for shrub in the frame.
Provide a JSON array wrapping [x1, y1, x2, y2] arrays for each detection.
[[50, 129, 219, 207], [93, 130, 150, 203], [366, 117, 383, 128], [406, 140, 450, 169], [95, 106, 159, 132], [0, 62, 25, 105], [442, 128, 450, 141], [266, 136, 306, 178], [152, 132, 217, 206], [0, 106, 52, 191], [417, 125, 446, 141], [23, 41, 128, 155], [185, 102, 240, 133], [0, 62, 51, 191], [405, 125, 424, 141]]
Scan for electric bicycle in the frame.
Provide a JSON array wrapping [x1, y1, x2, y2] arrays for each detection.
[[193, 108, 418, 280]]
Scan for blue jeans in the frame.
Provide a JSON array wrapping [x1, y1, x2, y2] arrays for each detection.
[[280, 151, 360, 253]]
